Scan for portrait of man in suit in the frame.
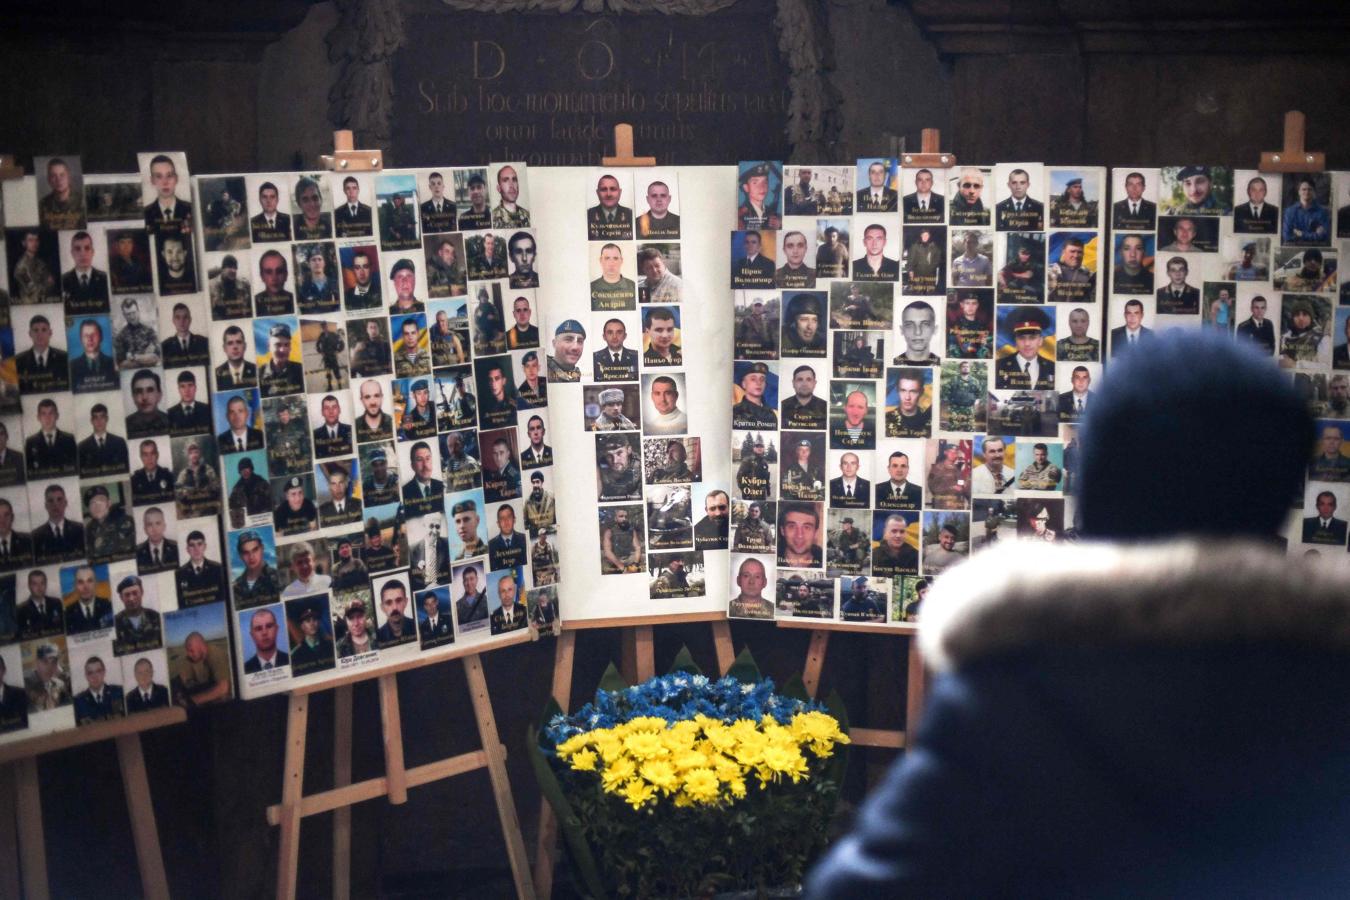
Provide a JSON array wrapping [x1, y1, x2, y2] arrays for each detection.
[[409, 515, 450, 592], [335, 175, 373, 238], [401, 441, 444, 513], [1156, 256, 1200, 315], [903, 167, 944, 222], [143, 154, 192, 231], [1111, 170, 1156, 230], [60, 230, 109, 314], [25, 399, 77, 481], [310, 394, 352, 460], [16, 314, 70, 394], [875, 451, 923, 510], [125, 657, 170, 713], [243, 607, 288, 673], [135, 506, 178, 574], [592, 318, 639, 383], [488, 503, 526, 571], [829, 452, 870, 509], [1110, 299, 1155, 359], [176, 530, 225, 608], [489, 573, 527, 636], [995, 168, 1045, 231], [1235, 295, 1276, 355], [317, 467, 361, 529], [417, 590, 454, 648], [418, 171, 458, 234], [215, 325, 258, 392], [77, 403, 128, 478], [587, 173, 633, 241], [64, 565, 111, 634], [731, 231, 775, 288], [32, 485, 85, 565], [1233, 175, 1278, 234], [73, 655, 124, 724], [1058, 366, 1095, 421], [16, 570, 61, 640], [852, 223, 899, 282], [160, 302, 210, 367], [217, 395, 264, 455], [70, 318, 118, 394], [250, 181, 291, 243], [167, 371, 211, 437], [857, 160, 898, 213], [1302, 491, 1348, 545]]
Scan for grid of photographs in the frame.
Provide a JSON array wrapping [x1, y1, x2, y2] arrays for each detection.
[[1106, 166, 1350, 554], [198, 162, 559, 700], [1, 153, 235, 744], [550, 168, 709, 602], [729, 160, 1106, 626]]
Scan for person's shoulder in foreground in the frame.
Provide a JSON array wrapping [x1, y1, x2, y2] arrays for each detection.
[[807, 329, 1350, 899]]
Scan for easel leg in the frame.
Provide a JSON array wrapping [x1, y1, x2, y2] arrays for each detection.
[[802, 630, 831, 699], [0, 762, 21, 900], [115, 733, 170, 900], [377, 675, 407, 805], [905, 638, 927, 733], [533, 630, 576, 900], [464, 654, 536, 900], [332, 684, 353, 900], [275, 693, 310, 900], [709, 620, 735, 675], [13, 756, 46, 900]]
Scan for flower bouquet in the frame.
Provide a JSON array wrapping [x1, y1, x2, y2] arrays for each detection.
[[529, 647, 849, 899]]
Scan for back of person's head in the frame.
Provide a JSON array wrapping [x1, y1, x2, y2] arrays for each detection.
[[1079, 329, 1312, 540]]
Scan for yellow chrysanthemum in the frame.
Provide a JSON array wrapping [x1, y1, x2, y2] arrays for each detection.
[[595, 734, 625, 765], [621, 777, 656, 810], [673, 748, 710, 772], [712, 754, 743, 783], [640, 759, 679, 793], [570, 748, 598, 772], [728, 776, 747, 799], [731, 730, 768, 767], [761, 744, 802, 777], [555, 733, 591, 757], [627, 716, 668, 733], [682, 767, 721, 804], [623, 730, 666, 760], [702, 723, 738, 754], [791, 710, 843, 743], [601, 755, 636, 792]]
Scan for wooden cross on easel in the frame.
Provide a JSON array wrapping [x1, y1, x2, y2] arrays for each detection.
[[1259, 111, 1325, 173]]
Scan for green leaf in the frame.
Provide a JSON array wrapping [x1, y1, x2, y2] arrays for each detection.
[[667, 644, 702, 676], [596, 661, 627, 694], [822, 688, 851, 804], [780, 674, 810, 702], [526, 724, 609, 900], [725, 646, 762, 684]]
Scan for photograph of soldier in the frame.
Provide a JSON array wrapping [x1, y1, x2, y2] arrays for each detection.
[[247, 179, 292, 245], [949, 167, 989, 227], [172, 438, 221, 519], [487, 503, 526, 571], [829, 282, 891, 332], [1282, 174, 1332, 246], [1058, 365, 1096, 421], [14, 569, 61, 641], [531, 529, 560, 588], [635, 173, 679, 238], [855, 159, 897, 213], [153, 231, 197, 296], [523, 469, 555, 533], [728, 230, 774, 290], [584, 385, 639, 433], [390, 315, 429, 380], [587, 316, 636, 384], [6, 229, 58, 303], [839, 574, 886, 623], [737, 162, 781, 230], [261, 394, 311, 477], [599, 505, 644, 574], [778, 433, 824, 502], [16, 313, 70, 394], [83, 484, 135, 564], [1158, 165, 1225, 216], [315, 462, 361, 530], [1111, 233, 1154, 295], [728, 554, 774, 619], [851, 222, 899, 282], [76, 401, 129, 479], [465, 232, 507, 283], [829, 383, 876, 450], [783, 166, 819, 216], [61, 563, 110, 633], [331, 595, 376, 657], [449, 562, 487, 633], [425, 306, 467, 370], [994, 166, 1045, 232], [417, 171, 458, 234], [926, 439, 972, 510], [110, 298, 159, 372], [1050, 307, 1096, 364], [335, 247, 379, 314], [687, 488, 727, 551], [396, 378, 437, 442], [372, 577, 417, 648], [270, 473, 317, 536], [282, 596, 335, 677], [229, 528, 281, 610], [1158, 215, 1217, 254], [946, 289, 994, 359], [111, 574, 161, 656], [68, 317, 118, 394], [473, 356, 517, 429], [1046, 234, 1096, 304], [471, 284, 507, 355], [898, 226, 943, 297], [899, 576, 928, 621], [170, 530, 224, 609], [778, 363, 826, 431], [814, 223, 849, 280], [828, 450, 870, 510], [139, 152, 191, 232], [939, 360, 988, 432], [481, 431, 522, 504], [401, 439, 444, 517], [415, 237, 466, 303], [167, 371, 212, 437], [1302, 489, 1348, 545], [649, 552, 703, 600], [832, 331, 883, 380], [997, 233, 1045, 304], [71, 650, 123, 725], [1308, 422, 1350, 483], [128, 438, 173, 506], [597, 432, 642, 502], [205, 252, 251, 319], [360, 445, 398, 508], [1017, 500, 1064, 543], [547, 318, 586, 383], [922, 512, 970, 577], [1224, 237, 1270, 282], [376, 174, 419, 250], [1154, 256, 1201, 315], [135, 507, 178, 577], [0, 427, 24, 490], [382, 257, 424, 316], [24, 641, 71, 713], [1049, 172, 1098, 229], [894, 301, 942, 366], [903, 167, 944, 223], [731, 500, 775, 554], [456, 169, 492, 231], [491, 163, 530, 228], [36, 156, 86, 231], [416, 587, 454, 649], [157, 301, 209, 370], [1015, 441, 1064, 491], [1110, 169, 1157, 231], [775, 231, 815, 290], [59, 229, 108, 315], [781, 292, 827, 357], [288, 244, 337, 314], [85, 178, 141, 223], [199, 176, 249, 250], [586, 172, 635, 240], [777, 501, 823, 569], [731, 361, 777, 429], [431, 368, 474, 433], [105, 229, 152, 296], [226, 454, 271, 529], [25, 400, 77, 481], [1274, 248, 1336, 294], [250, 248, 294, 317], [505, 231, 539, 290], [995, 306, 1056, 390], [339, 321, 389, 383], [733, 431, 775, 502], [951, 231, 993, 288], [122, 368, 169, 437], [642, 306, 681, 366], [645, 437, 698, 484], [636, 245, 681, 305], [501, 295, 539, 354], [645, 483, 693, 551], [216, 390, 264, 456], [1279, 294, 1333, 367]]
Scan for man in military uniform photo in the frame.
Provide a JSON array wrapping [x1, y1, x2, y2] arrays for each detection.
[[872, 513, 919, 576], [228, 456, 271, 520], [317, 467, 361, 529], [507, 231, 539, 289], [857, 160, 897, 213], [777, 502, 823, 568], [738, 163, 781, 229], [455, 567, 488, 628], [17, 314, 70, 394], [335, 175, 372, 237], [531, 529, 558, 586], [84, 485, 134, 563], [733, 362, 777, 429], [288, 604, 335, 676], [735, 435, 772, 501], [589, 243, 636, 309], [77, 403, 129, 478], [1112, 170, 1156, 230], [548, 319, 586, 382], [729, 557, 773, 620], [995, 307, 1055, 390], [254, 249, 295, 316], [731, 501, 774, 552], [16, 570, 62, 640], [942, 361, 984, 432], [215, 325, 258, 390], [886, 370, 931, 438], [1057, 308, 1101, 363], [650, 556, 691, 597], [24, 644, 70, 713], [1050, 176, 1097, 228], [903, 168, 943, 221], [376, 581, 418, 647], [1309, 425, 1350, 482], [175, 441, 221, 514], [829, 518, 870, 573], [524, 471, 556, 532], [451, 500, 487, 561], [208, 254, 251, 320], [273, 475, 318, 535], [72, 656, 122, 725], [112, 575, 161, 656], [330, 539, 369, 592], [1017, 442, 1064, 490], [131, 440, 174, 504], [258, 323, 304, 398], [601, 506, 644, 574], [587, 173, 633, 241], [776, 230, 815, 289], [1170, 165, 1220, 215], [786, 167, 819, 216], [232, 530, 281, 608], [12, 230, 57, 302], [135, 506, 178, 574], [123, 369, 169, 438], [39, 157, 85, 231], [336, 599, 376, 658], [781, 438, 824, 501], [419, 171, 458, 234], [694, 490, 729, 550], [590, 387, 638, 431], [731, 230, 775, 288], [310, 394, 352, 459], [593, 318, 639, 383], [265, 404, 310, 476], [362, 448, 398, 506], [995, 168, 1045, 231], [1113, 234, 1152, 294], [782, 293, 827, 356], [780, 364, 827, 430], [161, 302, 209, 367], [60, 230, 108, 313], [597, 434, 642, 502], [71, 318, 118, 394], [493, 165, 530, 228], [167, 371, 212, 435], [176, 530, 225, 607], [636, 179, 678, 238], [355, 379, 394, 444]]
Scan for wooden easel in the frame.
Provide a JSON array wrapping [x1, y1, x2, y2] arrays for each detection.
[[1259, 111, 1324, 173], [901, 127, 957, 170], [0, 706, 185, 900], [263, 135, 534, 900]]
